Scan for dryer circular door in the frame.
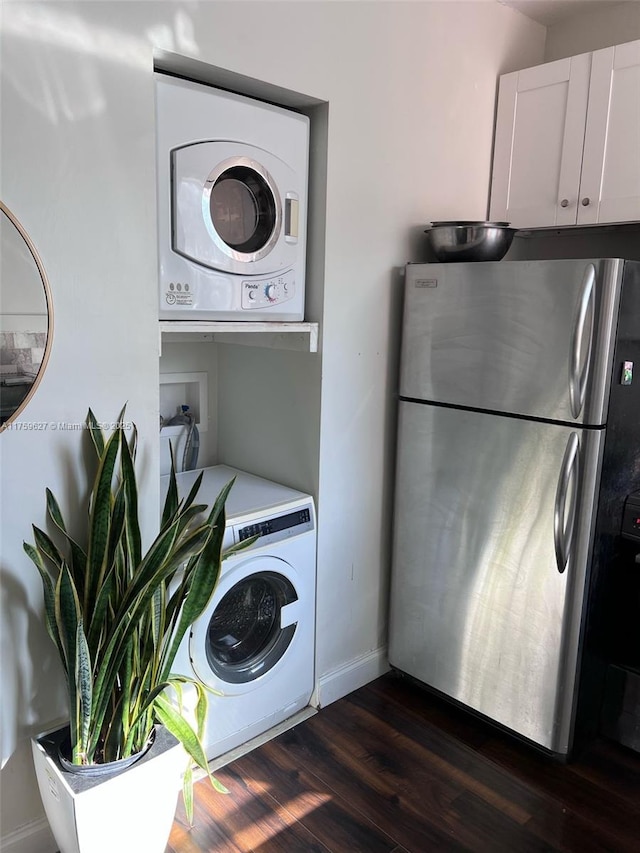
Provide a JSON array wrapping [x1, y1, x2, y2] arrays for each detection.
[[189, 556, 303, 695], [172, 141, 300, 277]]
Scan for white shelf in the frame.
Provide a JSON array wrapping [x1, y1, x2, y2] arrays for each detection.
[[159, 321, 319, 354]]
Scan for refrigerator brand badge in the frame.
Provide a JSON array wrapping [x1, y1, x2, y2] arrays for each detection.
[[415, 278, 438, 288]]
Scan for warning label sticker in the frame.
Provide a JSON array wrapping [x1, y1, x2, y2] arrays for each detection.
[[165, 290, 192, 306]]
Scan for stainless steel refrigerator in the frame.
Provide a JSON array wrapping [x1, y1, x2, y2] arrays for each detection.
[[389, 258, 640, 756]]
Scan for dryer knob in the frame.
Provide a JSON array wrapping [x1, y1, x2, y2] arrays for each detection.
[[265, 284, 279, 302]]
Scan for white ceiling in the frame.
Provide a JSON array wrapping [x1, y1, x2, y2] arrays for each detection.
[[500, 0, 623, 27]]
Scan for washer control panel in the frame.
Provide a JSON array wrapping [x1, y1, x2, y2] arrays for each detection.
[[242, 270, 295, 310], [237, 504, 314, 547]]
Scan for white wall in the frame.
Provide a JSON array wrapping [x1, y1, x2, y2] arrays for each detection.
[[0, 1, 544, 848], [545, 1, 640, 60], [0, 1, 161, 846]]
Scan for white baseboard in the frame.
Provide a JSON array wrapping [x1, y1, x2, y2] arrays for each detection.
[[1, 817, 56, 853], [314, 647, 389, 708]]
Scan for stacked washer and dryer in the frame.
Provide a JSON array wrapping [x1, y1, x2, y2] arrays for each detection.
[[155, 74, 316, 762]]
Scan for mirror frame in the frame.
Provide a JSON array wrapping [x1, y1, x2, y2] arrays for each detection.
[[0, 200, 54, 433]]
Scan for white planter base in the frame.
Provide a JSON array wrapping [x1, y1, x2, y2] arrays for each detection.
[[31, 726, 184, 853]]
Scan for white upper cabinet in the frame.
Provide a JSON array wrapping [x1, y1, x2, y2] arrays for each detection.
[[490, 39, 640, 228], [578, 40, 640, 226]]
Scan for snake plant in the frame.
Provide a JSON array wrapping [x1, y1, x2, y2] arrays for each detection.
[[24, 408, 249, 819]]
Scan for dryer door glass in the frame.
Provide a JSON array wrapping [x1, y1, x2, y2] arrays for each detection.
[[209, 166, 277, 254], [205, 571, 297, 684]]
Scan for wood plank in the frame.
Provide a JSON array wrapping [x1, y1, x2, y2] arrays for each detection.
[[234, 744, 400, 852], [366, 673, 495, 749], [479, 737, 640, 851], [168, 792, 241, 853], [366, 676, 640, 852], [168, 764, 331, 853], [443, 789, 555, 853], [168, 674, 640, 853], [345, 685, 538, 824], [524, 801, 636, 853], [273, 710, 470, 851]]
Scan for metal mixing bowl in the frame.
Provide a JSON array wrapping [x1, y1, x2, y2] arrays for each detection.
[[425, 221, 517, 262]]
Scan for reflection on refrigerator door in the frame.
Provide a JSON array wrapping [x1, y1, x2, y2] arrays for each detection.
[[389, 401, 602, 752]]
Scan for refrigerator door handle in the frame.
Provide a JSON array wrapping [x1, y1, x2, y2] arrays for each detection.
[[554, 431, 580, 574], [569, 263, 595, 419]]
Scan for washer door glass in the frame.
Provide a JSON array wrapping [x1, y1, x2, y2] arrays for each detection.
[[205, 571, 297, 684]]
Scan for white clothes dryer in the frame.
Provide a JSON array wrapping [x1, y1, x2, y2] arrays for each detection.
[[160, 465, 316, 761], [155, 75, 309, 322]]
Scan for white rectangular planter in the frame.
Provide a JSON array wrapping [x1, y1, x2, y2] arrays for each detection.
[[31, 726, 185, 853]]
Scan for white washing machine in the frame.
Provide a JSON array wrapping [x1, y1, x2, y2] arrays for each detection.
[[155, 74, 309, 321], [160, 465, 316, 761]]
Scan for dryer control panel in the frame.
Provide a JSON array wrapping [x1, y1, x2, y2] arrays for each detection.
[[237, 504, 314, 547], [241, 270, 295, 310]]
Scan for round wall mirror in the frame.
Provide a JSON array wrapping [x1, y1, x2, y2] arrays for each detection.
[[0, 202, 53, 431]]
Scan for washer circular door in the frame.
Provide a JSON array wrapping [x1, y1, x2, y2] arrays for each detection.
[[190, 556, 302, 695], [172, 141, 299, 276]]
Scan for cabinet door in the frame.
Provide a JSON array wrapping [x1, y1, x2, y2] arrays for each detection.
[[490, 54, 591, 228], [578, 39, 640, 225]]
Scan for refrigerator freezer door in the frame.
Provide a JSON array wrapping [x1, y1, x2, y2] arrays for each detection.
[[389, 401, 603, 753], [400, 260, 623, 425]]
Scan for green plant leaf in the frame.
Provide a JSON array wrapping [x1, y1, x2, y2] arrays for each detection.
[[54, 564, 82, 760], [24, 540, 65, 664], [84, 427, 121, 619], [182, 762, 194, 826], [115, 402, 128, 428], [188, 677, 209, 743], [31, 526, 63, 573], [221, 535, 260, 559], [180, 471, 205, 517], [75, 620, 92, 760], [151, 585, 164, 651], [161, 448, 179, 530], [205, 476, 235, 529], [120, 426, 141, 568], [45, 489, 88, 594], [126, 525, 208, 609], [86, 408, 105, 458], [85, 569, 114, 660], [128, 420, 138, 464], [159, 522, 225, 682], [45, 487, 68, 534], [102, 691, 126, 763], [154, 693, 228, 795], [105, 484, 126, 579], [174, 504, 209, 538]]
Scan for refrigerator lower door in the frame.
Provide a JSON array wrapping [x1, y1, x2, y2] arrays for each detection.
[[389, 401, 603, 753]]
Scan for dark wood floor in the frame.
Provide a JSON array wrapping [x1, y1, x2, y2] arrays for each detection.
[[167, 673, 640, 852]]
